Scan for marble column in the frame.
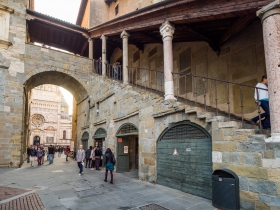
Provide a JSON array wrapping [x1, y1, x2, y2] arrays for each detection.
[[160, 21, 176, 101], [88, 38, 93, 59], [257, 0, 280, 141], [101, 35, 107, 76], [121, 30, 130, 84]]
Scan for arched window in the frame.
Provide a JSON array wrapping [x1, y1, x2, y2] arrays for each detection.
[[63, 130, 66, 139]]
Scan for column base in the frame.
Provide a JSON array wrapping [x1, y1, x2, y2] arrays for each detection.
[[265, 133, 280, 143], [164, 94, 177, 101]]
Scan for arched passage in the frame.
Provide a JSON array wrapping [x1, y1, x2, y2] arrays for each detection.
[[157, 121, 212, 199], [116, 123, 139, 173], [22, 71, 89, 154]]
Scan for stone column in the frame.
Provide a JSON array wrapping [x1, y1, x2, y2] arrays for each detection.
[[100, 35, 107, 76], [257, 1, 280, 141], [160, 21, 176, 101], [121, 30, 130, 84], [88, 38, 93, 59]]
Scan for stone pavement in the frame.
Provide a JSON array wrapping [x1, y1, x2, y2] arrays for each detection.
[[0, 156, 216, 210]]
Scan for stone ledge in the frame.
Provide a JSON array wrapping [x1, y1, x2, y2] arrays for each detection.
[[152, 107, 185, 118], [93, 119, 106, 126], [113, 111, 139, 122], [81, 125, 89, 130], [0, 4, 14, 13]]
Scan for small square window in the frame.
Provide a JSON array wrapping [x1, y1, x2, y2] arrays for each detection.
[[115, 4, 119, 16]]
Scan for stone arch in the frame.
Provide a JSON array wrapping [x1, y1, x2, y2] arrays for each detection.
[[24, 71, 88, 102], [116, 123, 138, 136]]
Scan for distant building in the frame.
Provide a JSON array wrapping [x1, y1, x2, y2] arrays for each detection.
[[29, 84, 72, 146]]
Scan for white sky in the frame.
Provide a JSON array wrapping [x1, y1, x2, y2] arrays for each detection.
[[35, 0, 82, 114]]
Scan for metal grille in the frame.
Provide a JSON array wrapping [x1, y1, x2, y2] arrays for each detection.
[[160, 124, 208, 141], [118, 124, 138, 135], [82, 132, 89, 138], [139, 204, 169, 210], [95, 128, 106, 136]]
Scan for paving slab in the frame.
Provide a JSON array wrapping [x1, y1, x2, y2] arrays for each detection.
[[0, 157, 215, 210]]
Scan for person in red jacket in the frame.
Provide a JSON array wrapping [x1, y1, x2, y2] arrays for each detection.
[[65, 146, 70, 161]]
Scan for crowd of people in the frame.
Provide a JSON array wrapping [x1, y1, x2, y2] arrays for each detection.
[[26, 144, 116, 184], [26, 145, 71, 166]]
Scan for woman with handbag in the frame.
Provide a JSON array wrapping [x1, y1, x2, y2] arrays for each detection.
[[104, 148, 116, 184]]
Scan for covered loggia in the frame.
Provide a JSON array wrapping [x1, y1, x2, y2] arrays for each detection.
[[157, 121, 212, 199], [116, 123, 139, 173]]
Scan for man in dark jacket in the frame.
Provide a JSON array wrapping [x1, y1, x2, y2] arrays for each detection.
[[27, 146, 31, 163], [30, 146, 37, 167], [48, 145, 55, 164], [85, 146, 92, 168], [95, 146, 102, 170]]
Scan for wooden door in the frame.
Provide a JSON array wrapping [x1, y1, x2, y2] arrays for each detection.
[[117, 137, 129, 172]]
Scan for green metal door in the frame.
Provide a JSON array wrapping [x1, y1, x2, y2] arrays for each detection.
[[157, 122, 212, 199], [117, 138, 129, 172]]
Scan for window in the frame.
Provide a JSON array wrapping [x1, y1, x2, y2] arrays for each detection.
[[63, 130, 66, 139], [115, 4, 119, 16]]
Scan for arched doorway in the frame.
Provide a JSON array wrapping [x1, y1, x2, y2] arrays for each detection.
[[93, 128, 107, 167], [81, 132, 89, 150], [116, 123, 139, 173], [33, 136, 40, 146], [157, 121, 212, 199]]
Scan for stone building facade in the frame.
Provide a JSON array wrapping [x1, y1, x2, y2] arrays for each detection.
[[29, 84, 72, 146], [2, 0, 280, 209]]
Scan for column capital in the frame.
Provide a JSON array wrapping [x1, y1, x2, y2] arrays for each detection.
[[100, 35, 108, 40], [88, 38, 92, 42], [160, 21, 175, 40], [121, 30, 130, 39], [257, 0, 280, 22]]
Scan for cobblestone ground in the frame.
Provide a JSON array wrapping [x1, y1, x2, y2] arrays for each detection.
[[0, 156, 216, 210]]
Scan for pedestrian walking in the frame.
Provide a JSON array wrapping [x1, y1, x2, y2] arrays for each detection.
[[104, 148, 116, 184], [48, 145, 55, 164], [41, 146, 45, 165], [73, 146, 77, 160], [37, 147, 43, 166], [27, 146, 31, 163], [58, 146, 62, 157], [251, 75, 271, 129], [30, 146, 37, 167], [91, 146, 96, 170], [85, 146, 92, 168], [65, 146, 70, 161], [95, 146, 102, 170], [76, 145, 85, 175]]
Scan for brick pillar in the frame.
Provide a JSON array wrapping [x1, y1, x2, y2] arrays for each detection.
[[160, 21, 176, 101], [121, 30, 130, 84], [257, 1, 280, 141], [100, 35, 107, 76]]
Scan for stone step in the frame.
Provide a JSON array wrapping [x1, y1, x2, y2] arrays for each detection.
[[197, 112, 213, 119], [205, 115, 226, 123], [218, 121, 242, 129], [185, 107, 203, 114]]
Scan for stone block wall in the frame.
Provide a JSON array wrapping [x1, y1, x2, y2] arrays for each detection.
[[0, 0, 26, 166], [212, 122, 280, 210]]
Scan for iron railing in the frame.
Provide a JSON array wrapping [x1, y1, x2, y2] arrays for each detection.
[[92, 63, 268, 132]]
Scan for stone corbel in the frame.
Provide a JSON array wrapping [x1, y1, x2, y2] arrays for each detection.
[[26, 14, 35, 21], [0, 4, 14, 13]]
